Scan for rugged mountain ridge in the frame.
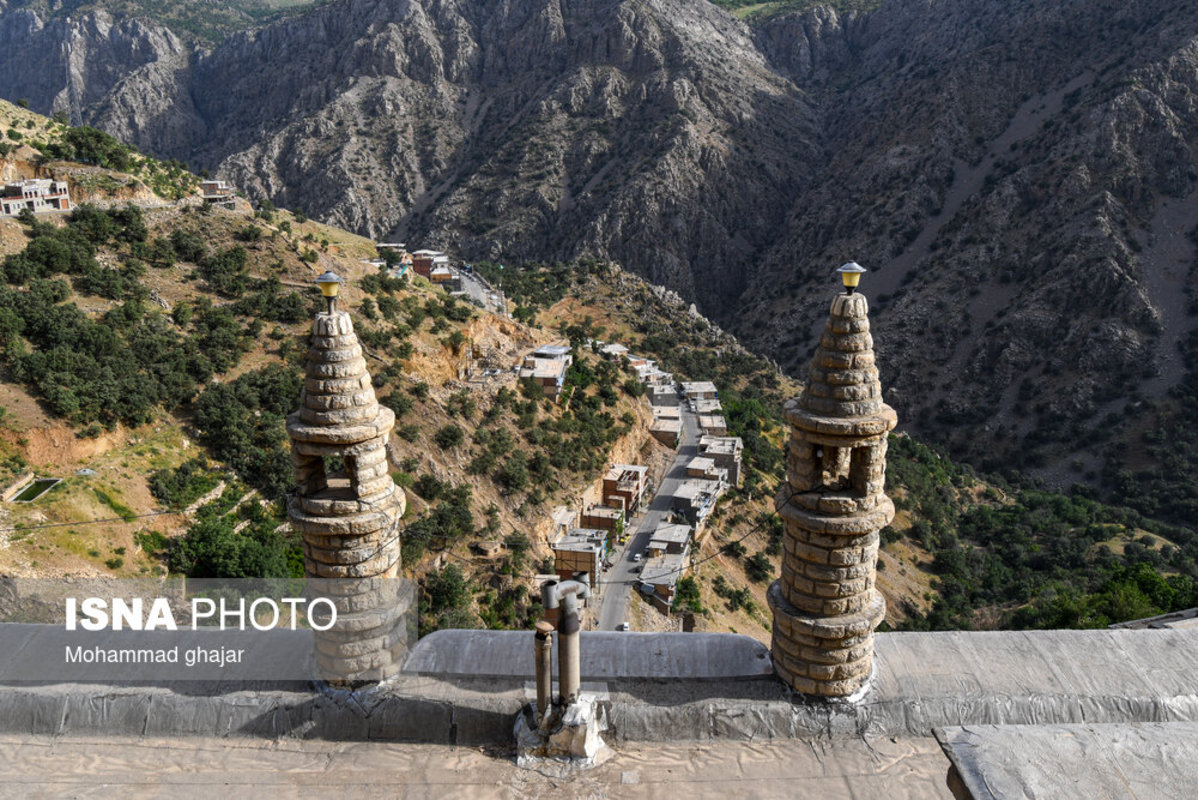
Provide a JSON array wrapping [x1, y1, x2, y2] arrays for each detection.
[[0, 0, 822, 306], [2, 0, 1198, 479]]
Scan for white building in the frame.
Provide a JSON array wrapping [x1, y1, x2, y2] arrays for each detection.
[[0, 179, 71, 215]]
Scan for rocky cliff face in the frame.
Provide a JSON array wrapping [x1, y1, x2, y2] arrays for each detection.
[[1, 0, 1197, 477], [0, 0, 822, 307], [745, 0, 1198, 474]]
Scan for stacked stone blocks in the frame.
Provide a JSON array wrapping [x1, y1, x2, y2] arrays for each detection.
[[286, 311, 409, 684], [770, 292, 896, 697]]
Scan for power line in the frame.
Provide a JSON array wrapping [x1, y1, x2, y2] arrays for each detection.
[[593, 488, 797, 588], [0, 509, 178, 534], [397, 487, 798, 588], [1, 485, 792, 595]]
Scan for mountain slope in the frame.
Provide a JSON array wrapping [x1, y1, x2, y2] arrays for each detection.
[[2, 0, 1198, 483], [744, 0, 1198, 476]]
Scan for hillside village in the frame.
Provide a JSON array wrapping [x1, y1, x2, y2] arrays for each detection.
[[331, 239, 753, 629], [0, 98, 781, 640]]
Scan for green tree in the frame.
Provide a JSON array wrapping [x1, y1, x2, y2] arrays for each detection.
[[745, 552, 773, 582], [63, 126, 132, 171], [495, 450, 530, 494], [675, 576, 703, 614], [434, 424, 464, 449], [424, 564, 471, 616]]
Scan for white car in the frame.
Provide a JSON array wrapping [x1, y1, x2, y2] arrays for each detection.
[[632, 553, 642, 562], [618, 622, 631, 631]]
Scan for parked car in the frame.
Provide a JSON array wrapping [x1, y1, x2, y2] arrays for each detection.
[[632, 553, 642, 562], [618, 622, 631, 631]]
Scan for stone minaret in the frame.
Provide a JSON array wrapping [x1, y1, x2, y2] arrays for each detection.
[[287, 307, 408, 684], [769, 285, 896, 698]]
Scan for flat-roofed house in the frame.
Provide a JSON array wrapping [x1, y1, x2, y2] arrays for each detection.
[[1, 179, 72, 215], [518, 356, 569, 401], [626, 355, 649, 369], [698, 415, 728, 436], [639, 368, 672, 386], [693, 398, 723, 415], [580, 504, 624, 532], [648, 523, 691, 557], [649, 385, 679, 408], [671, 478, 724, 532], [686, 456, 727, 484], [551, 527, 609, 590], [549, 506, 578, 542], [682, 381, 718, 401], [634, 363, 671, 385], [699, 435, 744, 487], [602, 463, 648, 515], [599, 342, 629, 360], [199, 180, 234, 206], [411, 250, 449, 278], [641, 545, 690, 609], [531, 344, 573, 365], [650, 416, 681, 448]]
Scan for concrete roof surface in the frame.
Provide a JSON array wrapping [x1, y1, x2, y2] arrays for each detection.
[[0, 733, 954, 799], [649, 523, 691, 543], [1, 629, 1197, 752], [936, 722, 1198, 800]]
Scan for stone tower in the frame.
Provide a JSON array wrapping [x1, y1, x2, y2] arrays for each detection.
[[769, 287, 896, 698], [287, 307, 408, 684]]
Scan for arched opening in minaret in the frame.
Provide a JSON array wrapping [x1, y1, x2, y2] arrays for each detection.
[[815, 445, 851, 491], [322, 454, 347, 481], [849, 442, 883, 497], [294, 452, 328, 496]]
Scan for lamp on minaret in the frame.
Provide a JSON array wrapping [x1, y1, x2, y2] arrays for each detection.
[[768, 261, 896, 699], [315, 270, 344, 314], [837, 261, 866, 295]]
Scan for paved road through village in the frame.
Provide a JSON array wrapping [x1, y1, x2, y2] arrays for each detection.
[[456, 269, 505, 315], [596, 396, 700, 631]]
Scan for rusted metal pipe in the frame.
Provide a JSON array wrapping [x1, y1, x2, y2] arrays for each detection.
[[559, 599, 581, 705], [541, 579, 591, 706], [534, 620, 554, 716]]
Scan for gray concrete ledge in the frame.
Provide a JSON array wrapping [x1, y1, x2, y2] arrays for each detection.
[[935, 722, 1198, 800], [404, 630, 774, 680], [0, 629, 1192, 745]]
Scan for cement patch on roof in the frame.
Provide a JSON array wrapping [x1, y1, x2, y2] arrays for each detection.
[[935, 722, 1198, 800], [0, 733, 956, 799]]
